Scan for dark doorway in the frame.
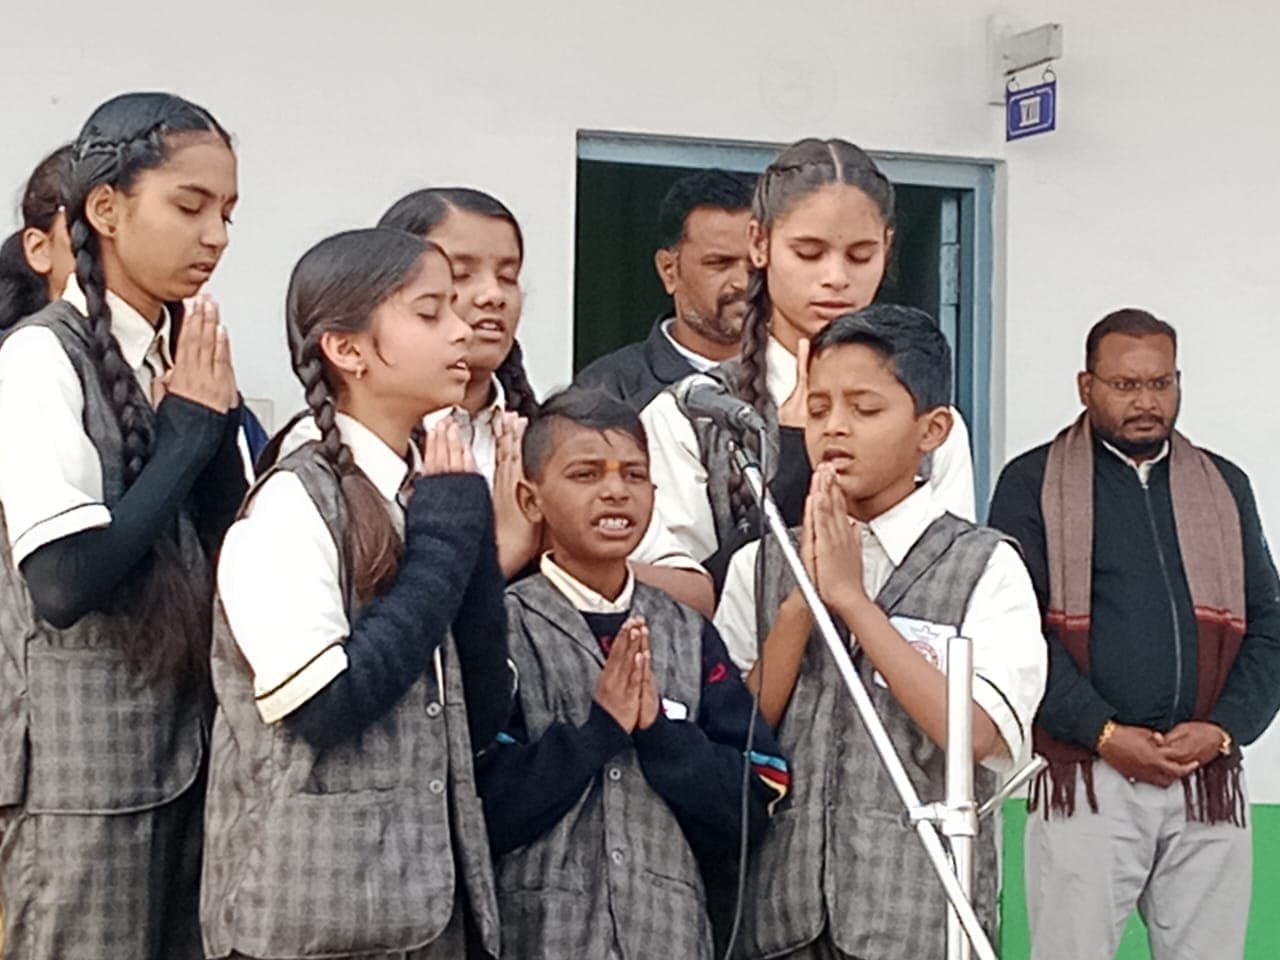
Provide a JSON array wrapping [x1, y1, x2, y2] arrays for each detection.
[[574, 159, 963, 384]]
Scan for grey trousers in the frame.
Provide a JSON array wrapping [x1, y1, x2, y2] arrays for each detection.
[[1025, 759, 1252, 960]]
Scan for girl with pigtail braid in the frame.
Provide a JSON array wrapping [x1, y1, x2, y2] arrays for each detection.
[[205, 228, 510, 959], [256, 187, 543, 576], [0, 92, 243, 958], [640, 138, 978, 589]]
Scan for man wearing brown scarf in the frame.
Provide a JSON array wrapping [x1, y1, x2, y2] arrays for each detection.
[[988, 308, 1280, 960]]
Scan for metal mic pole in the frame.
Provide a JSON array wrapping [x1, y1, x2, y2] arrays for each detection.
[[945, 635, 976, 960], [732, 446, 998, 960]]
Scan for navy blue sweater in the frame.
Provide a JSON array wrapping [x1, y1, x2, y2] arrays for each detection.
[[286, 473, 511, 752]]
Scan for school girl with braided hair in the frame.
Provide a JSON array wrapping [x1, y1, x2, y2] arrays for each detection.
[[0, 145, 74, 332], [0, 92, 244, 958], [203, 228, 510, 960], [373, 187, 715, 614], [638, 138, 976, 586]]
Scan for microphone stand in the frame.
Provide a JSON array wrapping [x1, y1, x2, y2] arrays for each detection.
[[734, 441, 1044, 960]]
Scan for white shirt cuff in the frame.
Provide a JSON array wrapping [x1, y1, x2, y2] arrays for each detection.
[[254, 644, 350, 724]]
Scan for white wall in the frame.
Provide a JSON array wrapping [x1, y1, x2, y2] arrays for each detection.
[[4, 1, 1279, 796]]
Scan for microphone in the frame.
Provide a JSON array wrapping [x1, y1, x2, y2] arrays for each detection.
[[673, 374, 767, 435]]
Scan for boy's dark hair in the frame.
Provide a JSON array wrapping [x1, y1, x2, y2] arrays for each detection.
[[0, 144, 73, 331], [1085, 308, 1177, 370], [523, 387, 649, 481], [378, 186, 538, 419], [809, 304, 952, 414], [656, 169, 755, 249]]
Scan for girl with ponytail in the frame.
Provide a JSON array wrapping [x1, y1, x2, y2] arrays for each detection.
[[0, 145, 74, 333], [640, 138, 976, 585], [0, 92, 243, 958], [205, 228, 508, 959]]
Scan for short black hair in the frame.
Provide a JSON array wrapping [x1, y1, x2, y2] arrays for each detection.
[[1085, 308, 1178, 370], [523, 387, 649, 481], [656, 168, 755, 249], [808, 304, 952, 413]]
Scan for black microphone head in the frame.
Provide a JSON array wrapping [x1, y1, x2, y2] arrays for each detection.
[[672, 373, 725, 407], [673, 373, 766, 434]]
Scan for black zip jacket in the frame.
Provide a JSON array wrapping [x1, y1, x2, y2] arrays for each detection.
[[988, 437, 1280, 749]]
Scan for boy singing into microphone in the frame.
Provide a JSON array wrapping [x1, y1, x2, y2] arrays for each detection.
[[476, 388, 788, 960], [714, 306, 1047, 960]]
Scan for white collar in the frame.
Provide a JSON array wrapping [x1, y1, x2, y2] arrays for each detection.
[[765, 335, 797, 407], [540, 552, 635, 614], [335, 412, 420, 504], [660, 317, 721, 374], [423, 374, 506, 428], [61, 280, 173, 373], [1101, 438, 1170, 485], [863, 483, 945, 568]]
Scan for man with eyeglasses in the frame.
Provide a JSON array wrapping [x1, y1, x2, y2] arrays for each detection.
[[988, 308, 1280, 960]]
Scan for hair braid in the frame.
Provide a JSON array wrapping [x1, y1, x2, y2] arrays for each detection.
[[297, 337, 402, 604], [69, 206, 155, 486], [495, 338, 539, 418]]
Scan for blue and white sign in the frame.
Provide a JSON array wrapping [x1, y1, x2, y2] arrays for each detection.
[[1006, 79, 1057, 140]]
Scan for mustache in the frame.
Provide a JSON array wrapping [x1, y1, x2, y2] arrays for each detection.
[[716, 290, 748, 312], [1123, 414, 1167, 426]]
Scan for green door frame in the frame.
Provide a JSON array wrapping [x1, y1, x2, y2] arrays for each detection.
[[576, 131, 999, 511]]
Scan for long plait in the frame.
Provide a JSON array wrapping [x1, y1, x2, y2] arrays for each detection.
[[735, 267, 773, 415], [68, 174, 157, 487], [297, 337, 403, 604], [495, 338, 539, 418], [67, 208, 211, 681]]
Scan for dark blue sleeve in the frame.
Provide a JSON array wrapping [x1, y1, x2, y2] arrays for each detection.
[[451, 523, 514, 752], [20, 394, 227, 628], [191, 403, 249, 553], [475, 698, 632, 856], [284, 473, 495, 750], [631, 619, 789, 863]]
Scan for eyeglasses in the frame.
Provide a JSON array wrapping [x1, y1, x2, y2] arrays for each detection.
[[1089, 373, 1180, 394]]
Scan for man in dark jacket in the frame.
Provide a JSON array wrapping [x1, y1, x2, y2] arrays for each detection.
[[988, 308, 1280, 960], [575, 169, 753, 410]]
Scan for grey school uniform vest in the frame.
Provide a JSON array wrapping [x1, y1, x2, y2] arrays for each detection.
[[0, 300, 208, 816], [738, 513, 1004, 960], [499, 575, 714, 960], [685, 359, 781, 557], [200, 444, 500, 959]]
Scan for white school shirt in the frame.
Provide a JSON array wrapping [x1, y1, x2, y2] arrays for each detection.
[[217, 413, 420, 724], [423, 375, 507, 488], [712, 483, 1046, 773], [636, 336, 977, 563], [540, 552, 636, 613], [0, 283, 173, 567]]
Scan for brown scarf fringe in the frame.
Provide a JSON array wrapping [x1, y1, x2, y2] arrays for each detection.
[[1030, 754, 1247, 826]]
